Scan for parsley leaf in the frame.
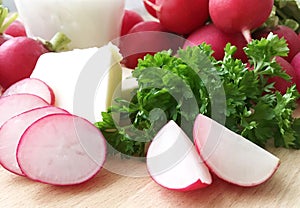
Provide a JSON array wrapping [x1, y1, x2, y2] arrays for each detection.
[[95, 33, 300, 157]]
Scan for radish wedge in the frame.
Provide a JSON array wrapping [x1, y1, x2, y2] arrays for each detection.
[[147, 120, 212, 191], [193, 114, 280, 187], [0, 94, 48, 128], [0, 106, 68, 175], [17, 114, 107, 185], [2, 78, 55, 105]]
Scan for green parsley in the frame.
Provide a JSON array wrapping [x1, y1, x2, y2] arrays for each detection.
[[95, 33, 300, 157]]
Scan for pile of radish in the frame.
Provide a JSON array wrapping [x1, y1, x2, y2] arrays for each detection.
[[0, 78, 107, 185], [0, 5, 70, 91], [120, 0, 300, 95]]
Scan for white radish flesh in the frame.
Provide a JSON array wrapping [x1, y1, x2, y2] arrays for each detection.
[[2, 78, 55, 105], [193, 114, 280, 187], [0, 106, 68, 175], [0, 94, 48, 128], [17, 114, 107, 185], [147, 120, 212, 191]]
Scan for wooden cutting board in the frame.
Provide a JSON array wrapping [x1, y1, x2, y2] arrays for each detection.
[[1, 131, 300, 207], [2, 99, 300, 208]]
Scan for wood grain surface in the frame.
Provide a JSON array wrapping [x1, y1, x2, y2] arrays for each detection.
[[1, 136, 300, 208]]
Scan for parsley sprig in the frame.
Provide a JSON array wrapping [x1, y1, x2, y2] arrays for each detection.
[[95, 34, 300, 157]]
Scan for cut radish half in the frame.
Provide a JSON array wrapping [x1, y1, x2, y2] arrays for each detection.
[[193, 114, 280, 187], [147, 120, 212, 191], [0, 106, 69, 175], [0, 94, 48, 128], [2, 78, 55, 105], [17, 114, 107, 185]]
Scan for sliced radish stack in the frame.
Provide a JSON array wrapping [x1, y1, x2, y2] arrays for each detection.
[[147, 120, 212, 191], [17, 114, 107, 185], [0, 106, 69, 175], [193, 114, 280, 187], [2, 78, 55, 105], [0, 94, 48, 128]]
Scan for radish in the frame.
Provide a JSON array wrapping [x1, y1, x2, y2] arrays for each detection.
[[0, 37, 48, 88], [120, 21, 184, 69], [143, 0, 158, 18], [0, 106, 68, 176], [291, 52, 300, 92], [147, 120, 212, 191], [0, 94, 48, 128], [0, 5, 17, 45], [17, 114, 107, 185], [4, 20, 27, 37], [253, 26, 300, 62], [184, 24, 248, 62], [144, 0, 209, 35], [0, 33, 11, 46], [268, 56, 299, 94], [2, 78, 55, 105], [193, 114, 280, 187], [0, 83, 4, 96], [121, 10, 144, 36], [209, 0, 274, 43]]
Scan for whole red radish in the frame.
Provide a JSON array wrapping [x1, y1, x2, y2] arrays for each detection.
[[147, 0, 209, 35], [209, 0, 274, 43], [253, 25, 300, 62], [0, 6, 17, 45], [0, 37, 48, 88], [119, 21, 184, 69], [121, 10, 144, 36], [291, 52, 300, 92], [143, 0, 158, 18], [4, 20, 27, 37], [268, 56, 298, 94], [184, 24, 248, 62]]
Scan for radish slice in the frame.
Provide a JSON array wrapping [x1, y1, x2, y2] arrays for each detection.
[[147, 120, 212, 191], [0, 94, 48, 128], [17, 114, 107, 185], [193, 114, 280, 187], [2, 78, 55, 105], [0, 106, 69, 175]]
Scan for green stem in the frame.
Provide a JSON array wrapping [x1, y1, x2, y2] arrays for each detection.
[[0, 6, 18, 34], [42, 32, 71, 52]]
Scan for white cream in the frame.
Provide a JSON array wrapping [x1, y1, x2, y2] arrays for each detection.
[[14, 0, 125, 49]]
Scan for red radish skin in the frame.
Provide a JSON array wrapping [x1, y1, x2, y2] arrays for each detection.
[[0, 34, 12, 46], [151, 0, 209, 35], [0, 37, 48, 88], [184, 24, 248, 62], [120, 21, 183, 69], [209, 0, 274, 43], [17, 114, 107, 185], [253, 26, 300, 62], [143, 0, 158, 18], [0, 106, 68, 176], [2, 78, 55, 105], [291, 52, 300, 93], [193, 114, 280, 187], [0, 94, 48, 128], [147, 120, 212, 191], [4, 20, 27, 37], [121, 10, 144, 36], [268, 56, 299, 94]]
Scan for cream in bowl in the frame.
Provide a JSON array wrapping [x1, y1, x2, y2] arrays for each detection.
[[14, 0, 125, 49]]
